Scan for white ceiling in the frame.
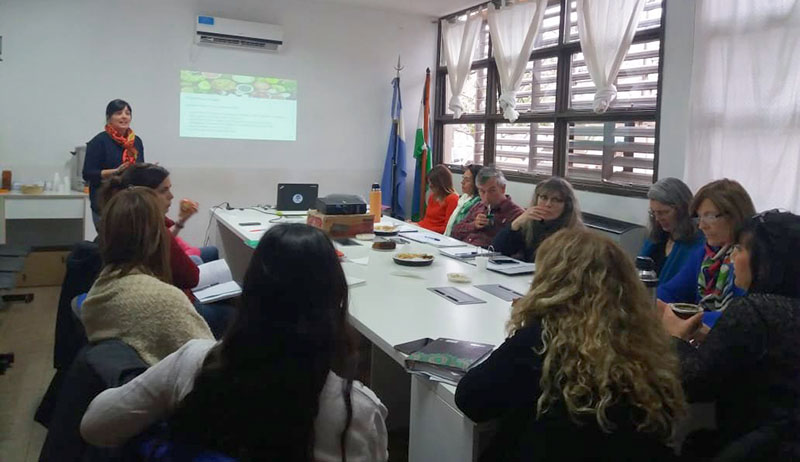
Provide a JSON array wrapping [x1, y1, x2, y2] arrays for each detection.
[[311, 0, 483, 17]]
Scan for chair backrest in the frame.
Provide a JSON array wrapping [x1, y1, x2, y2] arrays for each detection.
[[54, 240, 102, 370], [39, 339, 148, 462]]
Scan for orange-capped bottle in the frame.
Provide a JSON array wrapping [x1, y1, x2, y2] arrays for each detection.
[[369, 183, 382, 223]]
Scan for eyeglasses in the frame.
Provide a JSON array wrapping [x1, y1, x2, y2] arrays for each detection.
[[692, 213, 726, 226], [537, 194, 564, 205]]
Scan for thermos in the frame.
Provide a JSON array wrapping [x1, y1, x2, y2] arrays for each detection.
[[369, 183, 382, 223], [635, 256, 659, 307]]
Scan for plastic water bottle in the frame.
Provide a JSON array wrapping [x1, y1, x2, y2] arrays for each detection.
[[369, 183, 382, 223]]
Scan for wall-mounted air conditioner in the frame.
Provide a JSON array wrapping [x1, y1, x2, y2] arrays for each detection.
[[195, 16, 284, 52]]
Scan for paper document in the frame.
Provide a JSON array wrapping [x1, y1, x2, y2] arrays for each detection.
[[402, 231, 465, 248], [345, 275, 366, 287], [192, 260, 242, 303]]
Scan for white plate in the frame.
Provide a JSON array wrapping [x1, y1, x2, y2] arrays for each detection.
[[393, 253, 435, 267], [374, 225, 399, 236]]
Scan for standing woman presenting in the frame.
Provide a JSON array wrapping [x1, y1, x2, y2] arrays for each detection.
[[83, 99, 145, 228]]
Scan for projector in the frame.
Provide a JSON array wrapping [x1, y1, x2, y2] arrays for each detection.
[[315, 194, 367, 215]]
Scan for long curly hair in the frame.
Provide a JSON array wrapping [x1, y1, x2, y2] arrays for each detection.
[[508, 228, 687, 439]]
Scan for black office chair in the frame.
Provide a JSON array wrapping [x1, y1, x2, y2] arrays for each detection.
[[38, 338, 148, 462], [35, 240, 102, 427]]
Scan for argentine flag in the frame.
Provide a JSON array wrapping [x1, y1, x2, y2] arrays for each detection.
[[380, 77, 407, 219]]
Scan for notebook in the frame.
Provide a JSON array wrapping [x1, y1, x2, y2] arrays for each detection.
[[275, 183, 318, 215], [192, 259, 242, 303], [404, 337, 494, 385]]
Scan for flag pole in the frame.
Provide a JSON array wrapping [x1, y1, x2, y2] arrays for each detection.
[[392, 55, 404, 218]]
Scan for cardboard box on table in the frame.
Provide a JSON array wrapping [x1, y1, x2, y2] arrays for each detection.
[[306, 210, 374, 238]]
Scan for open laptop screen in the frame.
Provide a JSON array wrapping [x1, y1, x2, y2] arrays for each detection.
[[276, 183, 318, 212]]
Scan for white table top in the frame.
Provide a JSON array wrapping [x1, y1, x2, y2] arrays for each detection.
[[1, 190, 88, 199], [213, 208, 531, 398]]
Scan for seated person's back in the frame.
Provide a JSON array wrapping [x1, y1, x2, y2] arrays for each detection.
[[81, 188, 212, 365], [456, 228, 686, 462], [81, 224, 388, 462]]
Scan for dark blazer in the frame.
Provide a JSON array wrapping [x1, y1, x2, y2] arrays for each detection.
[[677, 294, 800, 461], [492, 219, 566, 263], [83, 131, 144, 212], [455, 322, 677, 462]]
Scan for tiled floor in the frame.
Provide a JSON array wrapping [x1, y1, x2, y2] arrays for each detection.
[[0, 286, 59, 462]]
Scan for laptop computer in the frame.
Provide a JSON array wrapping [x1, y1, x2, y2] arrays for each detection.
[[275, 183, 318, 215]]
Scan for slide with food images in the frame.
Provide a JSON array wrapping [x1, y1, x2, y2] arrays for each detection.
[[179, 70, 297, 141]]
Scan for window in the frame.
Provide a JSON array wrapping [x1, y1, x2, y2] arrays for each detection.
[[435, 0, 665, 196]]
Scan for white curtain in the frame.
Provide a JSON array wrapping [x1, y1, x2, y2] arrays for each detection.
[[576, 0, 645, 113], [685, 0, 800, 212], [487, 0, 548, 122], [442, 16, 482, 118]]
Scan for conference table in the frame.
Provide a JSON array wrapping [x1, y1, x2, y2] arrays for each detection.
[[211, 207, 533, 462]]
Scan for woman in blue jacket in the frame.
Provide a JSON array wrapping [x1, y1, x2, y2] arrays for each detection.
[[657, 179, 755, 311], [639, 177, 704, 286]]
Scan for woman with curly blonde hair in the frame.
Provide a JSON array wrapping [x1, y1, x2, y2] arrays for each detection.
[[455, 228, 687, 462]]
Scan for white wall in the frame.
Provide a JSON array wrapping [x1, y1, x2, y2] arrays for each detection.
[[0, 0, 436, 243], [0, 0, 697, 241]]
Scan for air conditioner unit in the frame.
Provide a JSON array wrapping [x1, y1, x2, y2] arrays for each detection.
[[195, 16, 283, 52]]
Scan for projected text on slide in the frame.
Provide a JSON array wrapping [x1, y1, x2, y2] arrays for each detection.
[[179, 70, 297, 141]]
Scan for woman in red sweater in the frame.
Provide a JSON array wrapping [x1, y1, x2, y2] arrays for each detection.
[[417, 165, 459, 234]]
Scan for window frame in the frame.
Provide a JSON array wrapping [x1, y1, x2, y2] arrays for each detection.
[[433, 0, 667, 198]]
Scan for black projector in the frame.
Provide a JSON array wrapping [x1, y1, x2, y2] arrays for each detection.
[[315, 194, 367, 215]]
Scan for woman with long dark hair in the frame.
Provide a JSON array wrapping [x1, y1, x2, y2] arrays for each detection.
[[417, 164, 459, 234], [81, 224, 388, 461]]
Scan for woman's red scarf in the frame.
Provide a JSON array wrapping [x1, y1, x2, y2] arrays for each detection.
[[104, 124, 139, 164]]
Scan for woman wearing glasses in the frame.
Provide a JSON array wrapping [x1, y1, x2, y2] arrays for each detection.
[[640, 178, 704, 286], [492, 177, 583, 262], [661, 210, 800, 460], [657, 178, 755, 311]]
